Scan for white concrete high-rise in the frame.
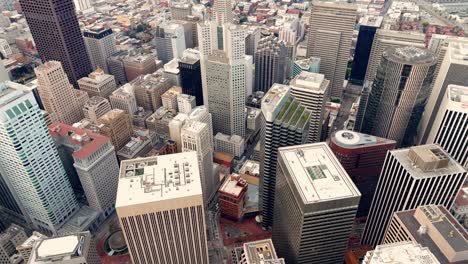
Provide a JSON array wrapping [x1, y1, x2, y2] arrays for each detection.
[[290, 72, 330, 143], [197, 21, 218, 107], [83, 27, 116, 73], [188, 106, 213, 146], [272, 143, 361, 264], [109, 84, 138, 116], [169, 113, 188, 153], [361, 144, 467, 247], [214, 0, 234, 25], [418, 40, 468, 145], [154, 22, 187, 63], [35, 61, 82, 125], [82, 96, 112, 124], [78, 69, 117, 99], [306, 2, 356, 98], [426, 85, 468, 169], [177, 94, 196, 114], [0, 81, 79, 235], [181, 120, 215, 204], [116, 153, 209, 264], [73, 0, 92, 12]]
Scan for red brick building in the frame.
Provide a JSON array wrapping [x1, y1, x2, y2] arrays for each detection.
[[218, 174, 248, 221]]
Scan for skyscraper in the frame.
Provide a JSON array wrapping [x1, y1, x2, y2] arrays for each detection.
[[82, 96, 112, 124], [98, 109, 133, 151], [272, 143, 361, 264], [350, 16, 383, 84], [35, 61, 82, 126], [360, 46, 437, 147], [260, 84, 311, 228], [254, 35, 289, 93], [181, 120, 215, 204], [418, 41, 468, 145], [425, 85, 468, 169], [116, 153, 209, 264], [329, 130, 396, 217], [179, 49, 203, 105], [214, 0, 233, 25], [109, 84, 138, 116], [83, 27, 116, 74], [154, 22, 187, 63], [19, 0, 93, 86], [197, 21, 218, 106], [363, 242, 440, 264], [0, 81, 79, 235], [78, 69, 117, 99], [361, 144, 467, 247], [289, 72, 329, 143], [307, 2, 356, 97], [364, 30, 425, 83], [133, 71, 172, 112]]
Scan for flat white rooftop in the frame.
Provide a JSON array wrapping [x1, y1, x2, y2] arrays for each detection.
[[219, 175, 247, 197], [279, 143, 360, 204], [290, 72, 328, 92], [116, 152, 202, 208], [448, 84, 468, 105], [37, 235, 79, 259], [366, 242, 439, 264]]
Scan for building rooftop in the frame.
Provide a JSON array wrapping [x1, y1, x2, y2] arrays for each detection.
[[365, 242, 439, 264], [179, 49, 200, 64], [448, 41, 468, 65], [392, 144, 466, 178], [359, 15, 383, 27], [182, 120, 207, 134], [17, 231, 46, 251], [278, 143, 360, 204], [394, 205, 468, 263], [79, 69, 114, 84], [261, 84, 290, 122], [30, 232, 93, 263], [290, 72, 328, 92], [240, 160, 260, 177], [384, 46, 436, 65], [331, 130, 396, 149], [0, 81, 29, 109], [448, 84, 468, 105], [219, 174, 247, 197], [48, 122, 109, 160], [215, 133, 244, 144], [164, 59, 180, 74], [295, 57, 320, 69], [243, 239, 285, 264], [116, 152, 202, 208]]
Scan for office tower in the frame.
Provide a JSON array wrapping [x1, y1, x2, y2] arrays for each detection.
[[98, 109, 133, 151], [116, 153, 209, 264], [290, 72, 329, 143], [163, 59, 181, 87], [19, 0, 92, 86], [122, 53, 158, 82], [245, 26, 261, 56], [364, 30, 425, 83], [306, 2, 356, 97], [78, 69, 117, 99], [329, 130, 396, 216], [133, 72, 172, 112], [360, 46, 437, 147], [107, 51, 128, 85], [146, 107, 176, 136], [214, 0, 233, 25], [154, 23, 186, 63], [28, 231, 100, 264], [170, 2, 192, 20], [16, 232, 47, 263], [109, 84, 138, 116], [83, 27, 116, 74], [272, 143, 361, 264], [291, 57, 320, 78], [73, 0, 92, 12], [425, 85, 468, 168], [162, 86, 182, 111], [83, 96, 112, 124], [172, 20, 197, 50], [169, 113, 188, 152], [238, 239, 285, 264], [350, 16, 383, 84], [218, 174, 248, 220], [179, 49, 203, 105], [0, 39, 12, 59], [383, 205, 468, 263], [181, 120, 215, 204], [177, 94, 196, 114], [254, 35, 289, 93], [361, 144, 467, 247], [48, 123, 119, 217], [279, 16, 301, 45], [0, 224, 27, 264], [260, 84, 311, 228], [363, 242, 439, 264], [214, 133, 245, 157], [35, 61, 82, 125], [0, 81, 79, 235], [198, 21, 218, 106], [419, 41, 468, 145]]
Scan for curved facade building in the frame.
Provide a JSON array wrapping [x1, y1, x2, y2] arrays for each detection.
[[360, 46, 437, 147]]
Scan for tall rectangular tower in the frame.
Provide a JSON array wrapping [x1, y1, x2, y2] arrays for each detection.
[[306, 2, 356, 98], [272, 143, 361, 264], [361, 144, 467, 247], [116, 153, 209, 264], [260, 84, 311, 228], [19, 0, 93, 86], [0, 81, 79, 235], [83, 27, 116, 74]]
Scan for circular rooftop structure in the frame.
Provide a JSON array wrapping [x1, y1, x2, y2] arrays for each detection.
[[104, 231, 128, 256], [383, 46, 437, 66], [334, 130, 361, 146]]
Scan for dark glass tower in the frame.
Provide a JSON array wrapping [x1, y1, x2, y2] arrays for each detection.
[[179, 50, 203, 106], [19, 0, 93, 87]]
